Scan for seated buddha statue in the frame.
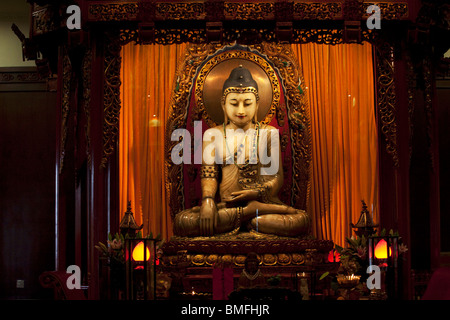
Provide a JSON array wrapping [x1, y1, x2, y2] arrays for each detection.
[[173, 65, 310, 238]]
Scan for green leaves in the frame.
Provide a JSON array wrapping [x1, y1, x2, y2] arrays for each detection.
[[319, 272, 330, 281]]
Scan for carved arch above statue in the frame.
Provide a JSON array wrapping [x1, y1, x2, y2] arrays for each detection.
[[165, 42, 311, 221]]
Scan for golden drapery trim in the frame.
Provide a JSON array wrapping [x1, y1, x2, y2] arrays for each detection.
[[119, 42, 378, 246]]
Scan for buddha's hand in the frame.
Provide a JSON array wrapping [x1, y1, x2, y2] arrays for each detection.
[[199, 198, 218, 236], [225, 189, 260, 203]]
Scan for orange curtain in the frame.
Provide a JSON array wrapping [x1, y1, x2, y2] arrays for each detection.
[[291, 43, 378, 246], [119, 42, 378, 246], [119, 43, 186, 240]]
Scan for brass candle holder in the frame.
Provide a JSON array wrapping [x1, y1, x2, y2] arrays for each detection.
[[337, 274, 361, 289]]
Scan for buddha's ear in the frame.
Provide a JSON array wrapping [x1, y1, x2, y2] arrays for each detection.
[[221, 97, 228, 124], [254, 101, 259, 123]]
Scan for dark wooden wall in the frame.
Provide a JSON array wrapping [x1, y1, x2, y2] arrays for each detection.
[[0, 67, 56, 299]]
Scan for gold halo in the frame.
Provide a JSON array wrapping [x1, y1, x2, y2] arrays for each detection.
[[195, 50, 280, 127]]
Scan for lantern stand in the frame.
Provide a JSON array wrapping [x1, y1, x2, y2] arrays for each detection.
[[368, 235, 399, 300], [119, 201, 144, 238], [125, 238, 157, 300], [350, 200, 378, 238]]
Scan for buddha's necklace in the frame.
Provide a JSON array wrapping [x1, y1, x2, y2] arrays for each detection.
[[242, 268, 262, 281], [223, 122, 260, 169]]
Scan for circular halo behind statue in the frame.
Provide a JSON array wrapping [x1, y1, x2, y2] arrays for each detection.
[[195, 50, 280, 127]]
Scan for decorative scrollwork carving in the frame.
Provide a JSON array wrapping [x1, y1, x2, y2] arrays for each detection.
[[223, 28, 276, 44], [155, 28, 207, 45], [405, 52, 415, 160], [224, 2, 274, 20], [161, 239, 334, 267], [88, 3, 139, 21], [119, 27, 379, 46], [31, 4, 61, 36], [293, 29, 343, 45], [156, 2, 205, 20], [59, 48, 71, 174], [294, 2, 342, 20], [422, 57, 435, 170], [119, 29, 139, 45], [101, 32, 122, 169], [82, 49, 92, 166], [375, 41, 399, 167], [364, 2, 409, 20]]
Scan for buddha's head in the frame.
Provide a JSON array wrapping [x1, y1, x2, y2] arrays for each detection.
[[244, 252, 260, 274], [221, 65, 259, 127]]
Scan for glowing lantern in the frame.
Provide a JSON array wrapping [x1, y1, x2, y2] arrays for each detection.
[[368, 235, 400, 299], [328, 250, 341, 263], [374, 239, 391, 259], [132, 241, 151, 261], [125, 238, 157, 300]]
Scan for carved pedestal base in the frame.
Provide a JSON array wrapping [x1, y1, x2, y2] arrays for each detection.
[[160, 237, 338, 299]]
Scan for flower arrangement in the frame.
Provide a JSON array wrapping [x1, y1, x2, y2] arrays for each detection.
[[95, 232, 126, 264]]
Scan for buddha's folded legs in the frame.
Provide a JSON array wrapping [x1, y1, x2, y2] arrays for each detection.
[[173, 205, 240, 237], [246, 211, 310, 237], [243, 201, 310, 237], [173, 201, 309, 237]]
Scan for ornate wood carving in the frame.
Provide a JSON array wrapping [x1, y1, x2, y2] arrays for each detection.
[[88, 2, 139, 22], [161, 238, 334, 267], [119, 27, 380, 46], [294, 2, 342, 20], [59, 48, 71, 174], [406, 52, 415, 160], [101, 33, 122, 169], [0, 69, 43, 84], [156, 2, 206, 20], [422, 57, 435, 171], [375, 41, 399, 167], [224, 2, 274, 20], [31, 3, 63, 36], [84, 1, 410, 23], [82, 49, 93, 166]]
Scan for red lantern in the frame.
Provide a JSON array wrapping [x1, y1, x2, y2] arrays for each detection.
[[374, 239, 392, 259], [328, 250, 341, 263], [125, 238, 156, 300], [132, 241, 151, 262]]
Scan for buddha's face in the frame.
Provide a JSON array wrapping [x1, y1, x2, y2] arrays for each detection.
[[223, 92, 258, 127]]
